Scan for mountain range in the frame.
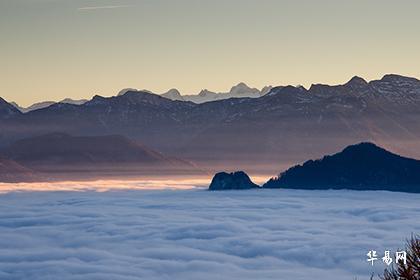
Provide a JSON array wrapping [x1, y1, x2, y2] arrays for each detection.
[[11, 98, 88, 113], [119, 82, 272, 103], [162, 82, 273, 103], [1, 74, 420, 174], [12, 82, 268, 113]]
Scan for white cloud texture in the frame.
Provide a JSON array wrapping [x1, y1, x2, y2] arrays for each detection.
[[0, 188, 419, 279], [78, 5, 135, 11]]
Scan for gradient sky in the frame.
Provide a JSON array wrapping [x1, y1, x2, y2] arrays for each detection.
[[1, 0, 420, 106]]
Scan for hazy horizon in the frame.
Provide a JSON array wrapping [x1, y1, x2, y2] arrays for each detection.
[[2, 2, 419, 279], [5, 73, 420, 107], [1, 0, 420, 106]]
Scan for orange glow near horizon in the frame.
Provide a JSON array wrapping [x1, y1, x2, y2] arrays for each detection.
[[0, 176, 270, 194], [1, 0, 419, 106]]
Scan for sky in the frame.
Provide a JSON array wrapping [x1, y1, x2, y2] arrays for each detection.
[[1, 0, 420, 106]]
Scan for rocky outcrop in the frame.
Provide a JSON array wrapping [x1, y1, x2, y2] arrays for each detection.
[[209, 171, 260, 190]]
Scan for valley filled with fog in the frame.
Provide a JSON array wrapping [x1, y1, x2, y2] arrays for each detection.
[[0, 188, 418, 280]]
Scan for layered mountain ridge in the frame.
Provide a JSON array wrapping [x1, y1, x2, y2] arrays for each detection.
[[115, 82, 270, 104], [11, 98, 88, 113], [0, 133, 199, 181], [2, 133, 194, 168], [1, 74, 420, 172]]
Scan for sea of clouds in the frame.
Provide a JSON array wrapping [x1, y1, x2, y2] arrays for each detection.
[[0, 188, 419, 280]]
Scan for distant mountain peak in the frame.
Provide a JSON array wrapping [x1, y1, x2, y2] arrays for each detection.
[[121, 90, 146, 97], [341, 142, 383, 153], [85, 95, 108, 106], [230, 82, 249, 90], [381, 74, 419, 83], [10, 98, 87, 113], [229, 82, 259, 96], [161, 88, 184, 101], [117, 88, 139, 96], [60, 98, 88, 105], [260, 85, 274, 96], [61, 98, 75, 103], [120, 90, 169, 104], [198, 89, 216, 97], [345, 76, 368, 88], [270, 85, 306, 94], [165, 88, 181, 95], [91, 94, 107, 101]]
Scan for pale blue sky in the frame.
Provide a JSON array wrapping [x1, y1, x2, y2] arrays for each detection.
[[1, 0, 420, 106]]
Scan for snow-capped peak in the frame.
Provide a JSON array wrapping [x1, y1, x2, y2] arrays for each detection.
[[161, 89, 184, 101], [229, 82, 260, 96]]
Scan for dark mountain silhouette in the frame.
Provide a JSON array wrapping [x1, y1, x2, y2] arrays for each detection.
[[263, 142, 420, 193], [1, 74, 420, 172], [209, 171, 260, 191], [2, 133, 197, 174]]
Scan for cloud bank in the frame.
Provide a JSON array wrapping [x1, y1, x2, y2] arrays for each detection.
[[0, 189, 418, 279], [78, 5, 135, 11]]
